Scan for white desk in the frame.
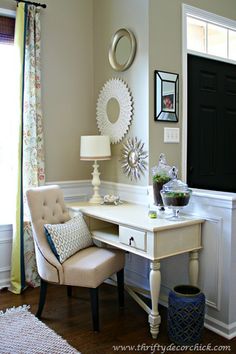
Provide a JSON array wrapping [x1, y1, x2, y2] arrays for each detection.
[[68, 202, 204, 339]]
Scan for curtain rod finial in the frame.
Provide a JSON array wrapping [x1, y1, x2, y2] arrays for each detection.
[[14, 0, 47, 8]]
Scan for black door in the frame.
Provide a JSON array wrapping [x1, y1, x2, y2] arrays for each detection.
[[187, 54, 236, 192]]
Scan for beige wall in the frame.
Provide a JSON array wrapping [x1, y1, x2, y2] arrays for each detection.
[[41, 0, 94, 181], [1, 0, 236, 185], [94, 0, 149, 186], [149, 0, 236, 183], [0, 0, 95, 182], [0, 0, 15, 11]]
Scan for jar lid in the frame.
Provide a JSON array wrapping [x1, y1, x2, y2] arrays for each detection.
[[162, 166, 189, 192], [151, 153, 171, 180]]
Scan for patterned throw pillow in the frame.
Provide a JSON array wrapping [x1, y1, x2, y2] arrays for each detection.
[[44, 213, 93, 263]]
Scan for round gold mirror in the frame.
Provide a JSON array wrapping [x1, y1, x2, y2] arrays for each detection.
[[109, 28, 136, 72]]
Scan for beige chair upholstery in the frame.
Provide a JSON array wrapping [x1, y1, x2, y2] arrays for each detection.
[[26, 185, 125, 331]]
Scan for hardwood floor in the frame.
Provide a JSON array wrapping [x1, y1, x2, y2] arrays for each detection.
[[0, 283, 235, 354]]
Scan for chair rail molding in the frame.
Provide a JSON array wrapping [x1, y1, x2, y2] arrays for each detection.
[[45, 180, 91, 202], [46, 180, 149, 205], [100, 181, 149, 205]]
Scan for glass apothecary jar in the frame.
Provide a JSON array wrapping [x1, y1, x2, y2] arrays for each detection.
[[160, 167, 192, 219], [152, 153, 171, 210]]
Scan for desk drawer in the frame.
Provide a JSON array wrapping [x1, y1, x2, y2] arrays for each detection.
[[119, 226, 146, 251]]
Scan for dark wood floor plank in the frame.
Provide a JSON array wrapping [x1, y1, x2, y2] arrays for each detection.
[[0, 284, 235, 353]]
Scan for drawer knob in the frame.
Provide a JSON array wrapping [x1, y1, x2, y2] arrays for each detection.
[[129, 236, 134, 246]]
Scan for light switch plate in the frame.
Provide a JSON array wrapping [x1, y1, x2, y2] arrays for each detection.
[[164, 127, 180, 143]]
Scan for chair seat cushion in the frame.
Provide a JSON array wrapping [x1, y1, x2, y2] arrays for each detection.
[[44, 213, 93, 263], [62, 246, 125, 288]]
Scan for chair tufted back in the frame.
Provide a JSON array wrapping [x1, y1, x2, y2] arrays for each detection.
[[26, 185, 71, 284]]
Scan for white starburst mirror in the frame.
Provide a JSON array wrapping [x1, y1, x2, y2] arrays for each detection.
[[96, 78, 133, 144]]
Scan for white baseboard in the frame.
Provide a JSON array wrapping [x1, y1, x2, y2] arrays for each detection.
[[0, 279, 10, 289], [140, 286, 236, 340], [0, 266, 11, 290], [204, 315, 236, 339], [0, 226, 12, 289]]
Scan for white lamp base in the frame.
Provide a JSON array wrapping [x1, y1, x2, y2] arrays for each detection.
[[89, 195, 103, 204], [89, 160, 103, 204]]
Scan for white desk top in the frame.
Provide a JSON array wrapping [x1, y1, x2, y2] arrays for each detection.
[[67, 202, 204, 232]]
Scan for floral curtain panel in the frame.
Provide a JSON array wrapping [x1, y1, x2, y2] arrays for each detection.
[[10, 3, 45, 294]]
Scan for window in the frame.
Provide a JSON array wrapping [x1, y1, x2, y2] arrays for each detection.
[[0, 15, 15, 44], [208, 23, 227, 58], [229, 30, 236, 61], [187, 15, 236, 63], [0, 12, 16, 223], [187, 17, 206, 53]]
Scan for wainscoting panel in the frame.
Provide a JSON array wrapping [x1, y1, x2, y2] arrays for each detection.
[[0, 225, 12, 289], [199, 217, 222, 311], [124, 253, 150, 291]]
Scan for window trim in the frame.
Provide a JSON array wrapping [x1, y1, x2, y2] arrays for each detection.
[[187, 15, 236, 65], [184, 4, 236, 31], [0, 8, 15, 18], [182, 4, 236, 181]]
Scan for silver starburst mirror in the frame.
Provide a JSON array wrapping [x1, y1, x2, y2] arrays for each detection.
[[120, 137, 148, 180]]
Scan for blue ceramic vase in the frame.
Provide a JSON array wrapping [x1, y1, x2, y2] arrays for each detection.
[[167, 285, 205, 345]]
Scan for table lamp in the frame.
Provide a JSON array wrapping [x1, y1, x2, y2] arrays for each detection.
[[80, 135, 111, 204]]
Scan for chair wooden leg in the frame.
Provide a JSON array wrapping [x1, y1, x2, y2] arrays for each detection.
[[117, 268, 124, 307], [36, 278, 48, 319], [67, 286, 72, 297], [89, 288, 99, 332]]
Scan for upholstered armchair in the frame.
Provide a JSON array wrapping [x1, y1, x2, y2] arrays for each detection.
[[26, 185, 125, 331]]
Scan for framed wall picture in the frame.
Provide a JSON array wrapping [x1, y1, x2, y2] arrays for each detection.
[[154, 70, 179, 122]]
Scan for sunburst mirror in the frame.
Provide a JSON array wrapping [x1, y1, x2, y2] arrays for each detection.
[[120, 137, 148, 180], [96, 78, 133, 144]]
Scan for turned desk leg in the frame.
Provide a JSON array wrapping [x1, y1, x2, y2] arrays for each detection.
[[148, 261, 161, 339], [189, 250, 199, 286]]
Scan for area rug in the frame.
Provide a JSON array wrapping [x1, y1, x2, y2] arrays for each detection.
[[0, 305, 80, 354]]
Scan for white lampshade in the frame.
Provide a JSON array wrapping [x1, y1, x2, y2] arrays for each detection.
[[80, 135, 111, 161]]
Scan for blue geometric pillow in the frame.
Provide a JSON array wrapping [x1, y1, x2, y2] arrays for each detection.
[[44, 213, 93, 263]]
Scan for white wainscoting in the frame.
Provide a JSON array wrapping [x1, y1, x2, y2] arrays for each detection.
[[149, 187, 236, 339], [56, 181, 236, 338], [1, 180, 236, 339], [0, 224, 12, 289], [46, 180, 149, 205], [46, 180, 91, 202]]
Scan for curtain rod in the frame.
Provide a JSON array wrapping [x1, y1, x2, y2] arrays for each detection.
[[15, 0, 47, 8]]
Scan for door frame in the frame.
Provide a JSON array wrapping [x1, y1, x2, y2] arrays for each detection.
[[181, 4, 236, 181]]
